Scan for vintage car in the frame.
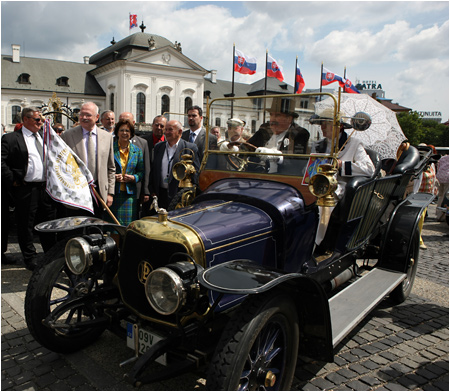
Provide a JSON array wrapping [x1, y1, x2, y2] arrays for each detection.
[[25, 93, 435, 390]]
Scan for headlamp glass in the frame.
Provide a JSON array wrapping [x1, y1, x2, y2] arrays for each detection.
[[145, 267, 185, 315], [65, 237, 92, 275]]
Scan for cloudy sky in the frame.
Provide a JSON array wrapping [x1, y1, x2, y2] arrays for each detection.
[[2, 1, 449, 120]]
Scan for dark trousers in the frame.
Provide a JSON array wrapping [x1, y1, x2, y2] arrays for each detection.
[[12, 182, 57, 262]]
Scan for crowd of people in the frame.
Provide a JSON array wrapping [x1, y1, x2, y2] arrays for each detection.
[[1, 99, 448, 270]]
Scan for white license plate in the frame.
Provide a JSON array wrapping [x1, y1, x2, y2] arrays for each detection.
[[126, 322, 167, 365]]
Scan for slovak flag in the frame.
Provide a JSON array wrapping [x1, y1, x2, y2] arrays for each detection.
[[130, 14, 138, 29], [295, 65, 306, 94], [344, 77, 360, 94], [234, 49, 257, 75], [322, 67, 345, 87], [267, 54, 284, 82]]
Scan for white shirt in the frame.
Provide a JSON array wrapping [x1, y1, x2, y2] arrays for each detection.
[[265, 130, 288, 149], [22, 126, 45, 182], [82, 126, 97, 167], [160, 141, 179, 189], [189, 127, 202, 142]]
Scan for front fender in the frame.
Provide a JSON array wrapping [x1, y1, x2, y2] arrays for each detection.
[[199, 260, 334, 362]]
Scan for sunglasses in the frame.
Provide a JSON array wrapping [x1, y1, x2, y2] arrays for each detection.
[[28, 117, 42, 123]]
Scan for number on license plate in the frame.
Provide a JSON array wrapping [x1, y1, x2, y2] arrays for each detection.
[[126, 323, 167, 365]]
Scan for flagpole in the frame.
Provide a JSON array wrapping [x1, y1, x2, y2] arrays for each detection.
[[231, 44, 235, 118], [320, 62, 323, 93], [263, 50, 268, 123], [294, 56, 298, 94], [129, 13, 130, 35], [92, 188, 120, 225], [343, 66, 347, 93]]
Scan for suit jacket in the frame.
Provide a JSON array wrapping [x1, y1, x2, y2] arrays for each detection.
[[61, 125, 115, 202], [247, 122, 310, 155], [182, 127, 218, 162], [1, 129, 30, 188], [150, 139, 200, 201], [113, 140, 144, 195], [130, 135, 150, 198]]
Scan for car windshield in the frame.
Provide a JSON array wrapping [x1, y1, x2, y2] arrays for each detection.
[[202, 93, 339, 181]]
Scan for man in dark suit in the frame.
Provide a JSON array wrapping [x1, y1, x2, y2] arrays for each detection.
[[150, 120, 200, 210], [247, 97, 310, 174], [1, 107, 57, 270], [182, 105, 218, 163], [118, 112, 151, 213], [141, 115, 166, 216]]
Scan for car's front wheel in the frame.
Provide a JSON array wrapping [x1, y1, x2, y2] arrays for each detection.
[[25, 240, 107, 353], [207, 292, 299, 391]]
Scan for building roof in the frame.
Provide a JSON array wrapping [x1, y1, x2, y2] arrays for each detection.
[[89, 32, 175, 67], [377, 99, 411, 112], [1, 55, 105, 96]]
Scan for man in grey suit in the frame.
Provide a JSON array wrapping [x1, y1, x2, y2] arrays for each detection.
[[182, 105, 218, 164], [150, 120, 200, 210], [118, 112, 151, 212], [61, 102, 115, 217]]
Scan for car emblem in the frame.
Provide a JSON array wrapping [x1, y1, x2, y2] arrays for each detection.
[[137, 260, 153, 284]]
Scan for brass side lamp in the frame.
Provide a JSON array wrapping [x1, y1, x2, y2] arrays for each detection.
[[172, 149, 196, 189], [308, 162, 338, 207]]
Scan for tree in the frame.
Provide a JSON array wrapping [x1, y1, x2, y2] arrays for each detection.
[[397, 111, 449, 147]]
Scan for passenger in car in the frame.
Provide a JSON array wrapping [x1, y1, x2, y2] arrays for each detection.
[[309, 108, 375, 251], [247, 97, 310, 173]]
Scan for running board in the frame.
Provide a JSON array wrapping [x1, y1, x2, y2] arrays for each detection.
[[329, 268, 406, 347]]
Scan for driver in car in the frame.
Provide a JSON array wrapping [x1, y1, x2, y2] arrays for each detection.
[[247, 97, 310, 173]]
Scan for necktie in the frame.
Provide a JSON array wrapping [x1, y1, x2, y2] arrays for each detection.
[[34, 133, 43, 161], [189, 132, 195, 143], [87, 132, 97, 180]]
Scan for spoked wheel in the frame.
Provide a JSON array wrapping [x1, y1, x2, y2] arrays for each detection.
[[389, 227, 420, 304], [25, 240, 107, 353], [225, 141, 258, 171], [207, 292, 299, 390]]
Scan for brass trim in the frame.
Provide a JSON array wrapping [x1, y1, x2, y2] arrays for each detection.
[[173, 200, 232, 219], [205, 230, 276, 253]]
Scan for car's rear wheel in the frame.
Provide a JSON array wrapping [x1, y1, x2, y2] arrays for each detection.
[[25, 240, 106, 353], [389, 227, 420, 304], [207, 292, 299, 391]]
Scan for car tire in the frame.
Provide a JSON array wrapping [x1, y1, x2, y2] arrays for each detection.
[[389, 227, 420, 304], [25, 240, 106, 353], [206, 291, 299, 391]]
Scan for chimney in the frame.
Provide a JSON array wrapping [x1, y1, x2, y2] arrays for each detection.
[[83, 56, 90, 64], [12, 44, 20, 63], [211, 70, 217, 84]]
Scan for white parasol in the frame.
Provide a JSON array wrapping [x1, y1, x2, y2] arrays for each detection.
[[315, 93, 406, 160]]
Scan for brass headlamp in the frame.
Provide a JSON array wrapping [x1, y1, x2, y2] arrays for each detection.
[[172, 149, 196, 188], [308, 162, 338, 207]]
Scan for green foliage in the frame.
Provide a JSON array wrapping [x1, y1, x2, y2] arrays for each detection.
[[397, 111, 448, 147]]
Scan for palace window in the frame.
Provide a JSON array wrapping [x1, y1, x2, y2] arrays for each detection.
[[56, 77, 69, 87], [161, 94, 170, 116], [18, 73, 30, 84], [12, 105, 21, 124], [136, 92, 146, 123], [110, 93, 114, 112]]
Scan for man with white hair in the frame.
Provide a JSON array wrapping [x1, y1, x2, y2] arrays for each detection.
[[61, 102, 115, 217]]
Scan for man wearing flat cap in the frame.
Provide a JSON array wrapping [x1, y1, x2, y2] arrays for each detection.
[[247, 97, 310, 173]]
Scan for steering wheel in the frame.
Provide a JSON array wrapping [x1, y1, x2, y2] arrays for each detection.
[[224, 141, 260, 171]]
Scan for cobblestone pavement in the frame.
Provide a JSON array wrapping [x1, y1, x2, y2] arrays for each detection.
[[2, 205, 448, 390]]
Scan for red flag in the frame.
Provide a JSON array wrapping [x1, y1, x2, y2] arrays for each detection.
[[295, 65, 305, 94], [267, 54, 284, 82], [130, 14, 138, 29]]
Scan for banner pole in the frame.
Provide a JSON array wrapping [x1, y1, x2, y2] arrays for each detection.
[[92, 188, 120, 225]]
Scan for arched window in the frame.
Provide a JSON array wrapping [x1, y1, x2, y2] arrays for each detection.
[[12, 105, 21, 124], [136, 92, 146, 123], [161, 94, 170, 116], [110, 93, 114, 112], [184, 97, 192, 113]]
